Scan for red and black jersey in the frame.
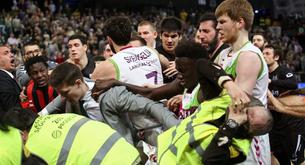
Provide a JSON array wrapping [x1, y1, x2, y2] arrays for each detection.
[[26, 80, 58, 113]]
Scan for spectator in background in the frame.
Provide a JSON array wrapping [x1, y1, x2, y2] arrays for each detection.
[[54, 52, 65, 64], [15, 41, 57, 87], [100, 41, 113, 59], [252, 32, 268, 51], [7, 32, 20, 46]]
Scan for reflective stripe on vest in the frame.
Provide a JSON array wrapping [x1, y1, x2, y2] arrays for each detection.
[[26, 114, 140, 165], [186, 115, 205, 163], [91, 132, 121, 165], [163, 106, 206, 164], [57, 118, 89, 164], [158, 93, 251, 164], [169, 128, 178, 155], [56, 118, 127, 165]]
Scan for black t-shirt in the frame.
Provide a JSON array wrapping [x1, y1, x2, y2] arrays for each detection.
[[269, 65, 305, 133], [269, 65, 298, 97], [156, 45, 176, 83], [156, 45, 175, 62], [31, 85, 58, 112], [81, 55, 96, 79]]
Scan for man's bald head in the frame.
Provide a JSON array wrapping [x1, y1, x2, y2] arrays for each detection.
[[246, 97, 273, 136]]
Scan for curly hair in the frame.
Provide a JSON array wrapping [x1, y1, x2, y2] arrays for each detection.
[[24, 55, 48, 75], [175, 40, 208, 59]]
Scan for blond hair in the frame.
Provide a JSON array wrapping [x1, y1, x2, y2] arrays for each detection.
[[215, 0, 254, 31]]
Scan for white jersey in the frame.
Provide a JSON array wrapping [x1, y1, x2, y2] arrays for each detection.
[[216, 41, 269, 105], [216, 42, 270, 165], [110, 46, 163, 86]]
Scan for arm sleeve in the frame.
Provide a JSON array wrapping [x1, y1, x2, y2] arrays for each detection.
[[15, 69, 30, 87], [41, 95, 64, 115], [196, 59, 231, 87], [123, 78, 183, 101], [99, 86, 180, 144], [100, 86, 180, 128], [202, 124, 246, 165], [83, 98, 103, 122], [0, 93, 21, 110]]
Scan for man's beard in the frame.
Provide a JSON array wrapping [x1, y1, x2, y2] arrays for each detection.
[[206, 36, 218, 55]]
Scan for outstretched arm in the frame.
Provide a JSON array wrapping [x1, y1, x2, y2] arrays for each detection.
[[268, 90, 305, 117], [196, 59, 250, 105], [39, 95, 65, 115], [100, 86, 180, 128], [92, 78, 184, 101]]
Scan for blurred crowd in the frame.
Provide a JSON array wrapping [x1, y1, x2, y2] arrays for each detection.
[[1, 0, 305, 164], [0, 0, 304, 77]]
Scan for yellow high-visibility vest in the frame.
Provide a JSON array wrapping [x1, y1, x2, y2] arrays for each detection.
[[26, 113, 140, 165], [158, 93, 250, 164], [0, 126, 22, 165]]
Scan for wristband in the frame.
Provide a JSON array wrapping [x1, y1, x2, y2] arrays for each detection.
[[218, 76, 232, 88]]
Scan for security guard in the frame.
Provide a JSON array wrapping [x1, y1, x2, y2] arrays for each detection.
[[0, 125, 22, 165], [5, 108, 140, 165], [157, 92, 271, 164]]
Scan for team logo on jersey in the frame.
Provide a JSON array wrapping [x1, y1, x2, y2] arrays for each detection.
[[286, 73, 293, 78]]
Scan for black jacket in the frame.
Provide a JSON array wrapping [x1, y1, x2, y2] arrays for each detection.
[[0, 70, 21, 110]]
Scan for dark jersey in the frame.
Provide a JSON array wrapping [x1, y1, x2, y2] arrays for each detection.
[[269, 65, 297, 97], [81, 55, 96, 78], [156, 45, 175, 62], [156, 46, 176, 83], [269, 65, 305, 164], [26, 82, 58, 113], [269, 65, 303, 129]]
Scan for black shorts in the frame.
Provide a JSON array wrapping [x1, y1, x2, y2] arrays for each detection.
[[270, 131, 305, 165]]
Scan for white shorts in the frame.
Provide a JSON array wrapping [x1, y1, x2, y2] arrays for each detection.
[[238, 134, 271, 165]]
